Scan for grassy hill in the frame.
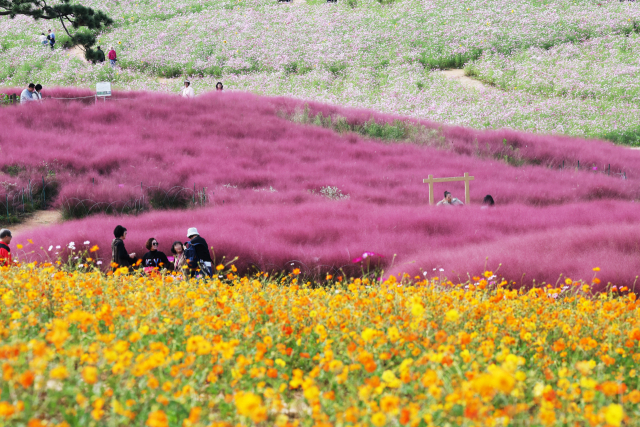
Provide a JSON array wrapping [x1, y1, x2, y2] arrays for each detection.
[[2, 0, 640, 141], [2, 89, 640, 285]]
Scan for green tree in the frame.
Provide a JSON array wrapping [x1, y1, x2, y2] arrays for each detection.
[[0, 0, 113, 60]]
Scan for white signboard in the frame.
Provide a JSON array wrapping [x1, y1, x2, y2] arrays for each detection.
[[96, 82, 112, 97]]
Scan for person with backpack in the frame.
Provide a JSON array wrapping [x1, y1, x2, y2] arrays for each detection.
[[111, 225, 136, 271], [184, 227, 213, 278], [0, 229, 13, 267]]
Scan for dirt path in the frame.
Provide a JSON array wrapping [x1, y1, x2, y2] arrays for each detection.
[[10, 210, 62, 238], [66, 46, 89, 64], [440, 69, 487, 90]]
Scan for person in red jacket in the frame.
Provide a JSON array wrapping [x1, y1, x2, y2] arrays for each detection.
[[0, 229, 13, 267], [108, 47, 117, 68]]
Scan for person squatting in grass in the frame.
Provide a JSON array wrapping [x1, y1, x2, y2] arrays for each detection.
[[38, 32, 47, 46], [47, 29, 55, 50], [141, 237, 173, 272], [111, 225, 137, 271], [182, 80, 195, 98], [436, 190, 464, 206], [108, 47, 117, 67], [483, 194, 495, 208], [0, 229, 13, 267], [186, 227, 213, 278]]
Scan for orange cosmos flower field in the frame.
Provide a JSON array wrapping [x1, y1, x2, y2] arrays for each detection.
[[0, 263, 638, 427]]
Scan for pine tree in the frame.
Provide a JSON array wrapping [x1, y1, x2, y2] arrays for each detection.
[[0, 0, 113, 60]]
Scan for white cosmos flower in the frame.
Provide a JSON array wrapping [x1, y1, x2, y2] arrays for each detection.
[[84, 241, 90, 245], [48, 245, 53, 251], [97, 261, 103, 265]]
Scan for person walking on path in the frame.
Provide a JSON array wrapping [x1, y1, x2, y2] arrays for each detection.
[[186, 227, 213, 277], [108, 47, 117, 67], [47, 29, 55, 50], [20, 84, 36, 104], [182, 80, 195, 98], [111, 225, 136, 271], [0, 229, 13, 267], [96, 46, 106, 63]]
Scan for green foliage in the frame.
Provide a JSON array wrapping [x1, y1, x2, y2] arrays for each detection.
[[599, 127, 640, 147], [326, 62, 348, 76], [417, 47, 483, 70], [285, 106, 447, 148], [283, 61, 312, 75]]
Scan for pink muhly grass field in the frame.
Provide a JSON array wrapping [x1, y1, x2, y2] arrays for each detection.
[[3, 89, 640, 286]]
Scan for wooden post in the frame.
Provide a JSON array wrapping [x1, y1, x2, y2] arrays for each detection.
[[463, 173, 470, 205], [426, 174, 434, 205], [423, 173, 475, 205]]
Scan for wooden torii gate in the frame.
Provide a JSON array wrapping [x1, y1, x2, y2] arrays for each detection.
[[423, 172, 474, 205]]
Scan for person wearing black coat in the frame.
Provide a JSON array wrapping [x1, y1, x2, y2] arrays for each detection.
[[141, 237, 173, 271], [187, 227, 213, 277], [111, 225, 136, 271], [96, 46, 106, 63]]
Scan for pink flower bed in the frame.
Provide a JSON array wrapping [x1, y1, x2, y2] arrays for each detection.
[[3, 89, 640, 286]]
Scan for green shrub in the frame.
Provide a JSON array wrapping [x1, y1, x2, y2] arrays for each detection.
[[599, 127, 640, 147]]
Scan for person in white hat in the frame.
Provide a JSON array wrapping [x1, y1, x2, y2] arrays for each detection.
[[182, 80, 195, 98], [185, 227, 213, 277]]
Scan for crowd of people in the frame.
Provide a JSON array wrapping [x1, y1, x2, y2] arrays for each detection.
[[0, 193, 495, 270], [111, 225, 214, 278]]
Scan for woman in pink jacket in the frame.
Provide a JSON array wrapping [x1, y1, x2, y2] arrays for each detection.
[[108, 47, 117, 68]]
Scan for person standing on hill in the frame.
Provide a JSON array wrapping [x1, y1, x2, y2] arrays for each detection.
[[186, 227, 212, 277], [96, 46, 106, 63], [182, 80, 195, 98], [47, 29, 55, 50], [20, 84, 36, 103], [111, 225, 136, 271], [108, 47, 117, 67], [0, 229, 13, 267]]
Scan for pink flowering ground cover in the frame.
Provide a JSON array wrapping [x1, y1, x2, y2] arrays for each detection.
[[3, 90, 640, 286]]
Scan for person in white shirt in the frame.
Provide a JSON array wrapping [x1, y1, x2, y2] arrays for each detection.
[[181, 80, 195, 98], [38, 33, 47, 46], [436, 191, 464, 206], [20, 84, 36, 104]]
